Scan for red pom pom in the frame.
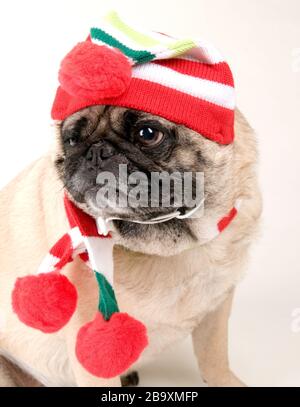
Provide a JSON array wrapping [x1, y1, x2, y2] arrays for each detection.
[[12, 272, 77, 333], [75, 312, 148, 378], [59, 41, 132, 100]]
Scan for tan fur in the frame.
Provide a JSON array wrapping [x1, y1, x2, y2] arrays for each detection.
[[0, 110, 261, 386], [0, 356, 42, 387]]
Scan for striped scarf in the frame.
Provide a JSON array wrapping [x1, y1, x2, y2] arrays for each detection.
[[12, 194, 240, 378]]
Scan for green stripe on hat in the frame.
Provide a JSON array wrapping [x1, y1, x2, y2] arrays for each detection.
[[91, 12, 199, 65], [103, 12, 196, 57], [90, 27, 156, 64]]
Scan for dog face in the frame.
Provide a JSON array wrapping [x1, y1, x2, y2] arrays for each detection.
[[55, 105, 235, 255]]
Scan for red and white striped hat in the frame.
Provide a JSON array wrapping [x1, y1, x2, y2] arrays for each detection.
[[51, 11, 235, 144]]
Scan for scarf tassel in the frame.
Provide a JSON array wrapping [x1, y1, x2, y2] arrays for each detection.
[[11, 231, 148, 378]]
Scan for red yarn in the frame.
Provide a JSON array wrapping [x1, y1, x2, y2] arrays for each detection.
[[58, 42, 132, 100], [217, 207, 238, 232], [12, 272, 77, 333], [75, 312, 148, 378]]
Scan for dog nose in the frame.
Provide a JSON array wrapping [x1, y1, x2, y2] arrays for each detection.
[[86, 141, 116, 169]]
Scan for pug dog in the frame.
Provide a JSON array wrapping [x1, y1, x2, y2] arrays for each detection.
[[0, 102, 261, 387]]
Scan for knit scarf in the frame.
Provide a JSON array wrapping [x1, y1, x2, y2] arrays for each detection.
[[12, 195, 240, 378]]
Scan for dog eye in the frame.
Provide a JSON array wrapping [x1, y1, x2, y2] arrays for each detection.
[[66, 136, 79, 147], [137, 126, 164, 146]]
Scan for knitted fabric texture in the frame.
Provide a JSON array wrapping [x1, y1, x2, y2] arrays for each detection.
[[51, 11, 235, 144], [12, 196, 148, 378], [12, 195, 240, 378]]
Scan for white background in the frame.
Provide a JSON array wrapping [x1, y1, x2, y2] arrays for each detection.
[[0, 0, 300, 386]]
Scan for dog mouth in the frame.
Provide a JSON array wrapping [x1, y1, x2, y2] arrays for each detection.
[[83, 187, 205, 238], [63, 151, 205, 225], [67, 166, 205, 229], [85, 191, 182, 221]]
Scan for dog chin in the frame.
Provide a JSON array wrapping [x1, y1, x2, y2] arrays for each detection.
[[76, 197, 193, 256], [84, 193, 167, 222], [67, 192, 195, 256]]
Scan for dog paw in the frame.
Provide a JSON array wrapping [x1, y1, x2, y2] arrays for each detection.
[[121, 371, 139, 387], [204, 370, 247, 387]]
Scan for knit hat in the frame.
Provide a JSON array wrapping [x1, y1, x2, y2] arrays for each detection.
[[51, 11, 235, 144]]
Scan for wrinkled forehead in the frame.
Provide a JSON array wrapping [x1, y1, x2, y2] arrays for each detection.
[[60, 105, 177, 134], [55, 105, 230, 172], [57, 105, 224, 159]]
